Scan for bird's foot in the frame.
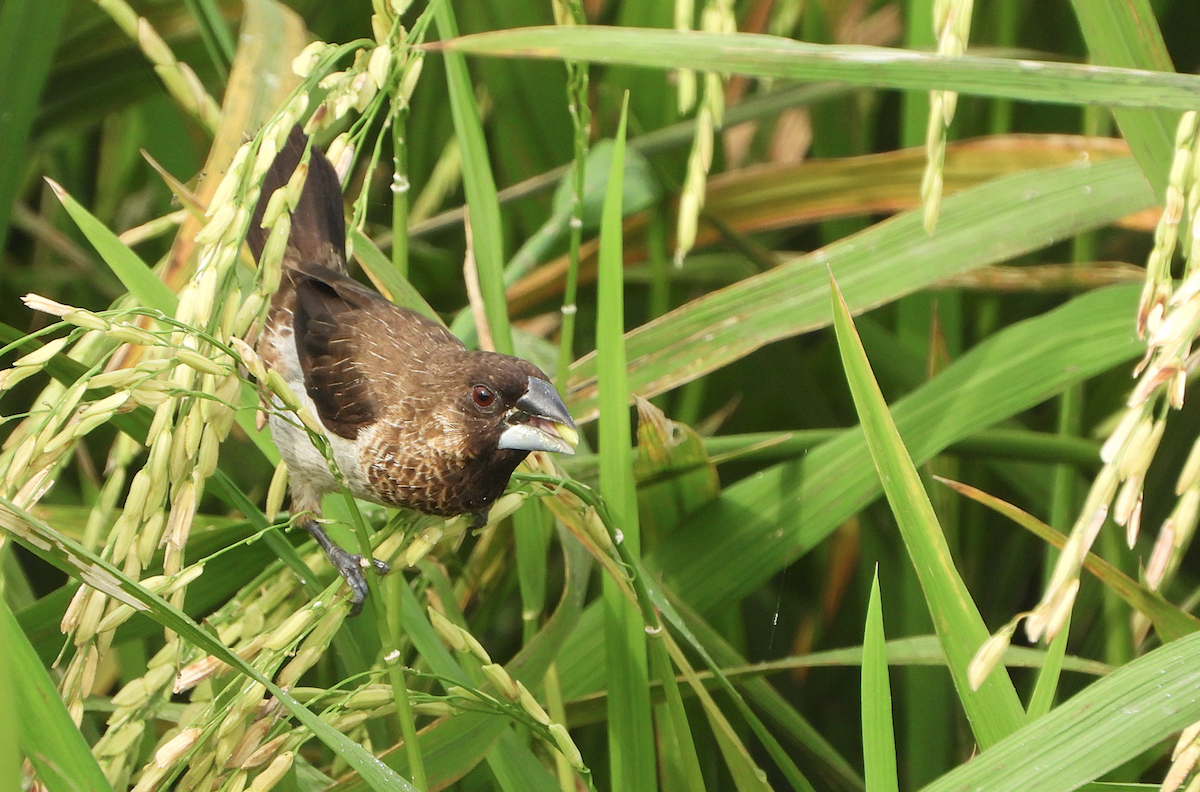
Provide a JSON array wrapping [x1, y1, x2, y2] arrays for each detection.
[[304, 520, 389, 617], [326, 546, 390, 616]]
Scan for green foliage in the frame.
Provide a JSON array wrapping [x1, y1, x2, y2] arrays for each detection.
[[4, 1, 1200, 791]]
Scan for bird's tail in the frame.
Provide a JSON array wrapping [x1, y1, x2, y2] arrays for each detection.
[[246, 125, 348, 274]]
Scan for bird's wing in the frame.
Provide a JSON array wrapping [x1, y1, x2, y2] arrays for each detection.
[[290, 263, 464, 440], [292, 267, 385, 440], [247, 125, 348, 274]]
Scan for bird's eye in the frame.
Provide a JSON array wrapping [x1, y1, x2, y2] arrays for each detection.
[[472, 385, 496, 410]]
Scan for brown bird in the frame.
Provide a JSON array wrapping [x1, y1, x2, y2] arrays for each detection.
[[246, 127, 577, 614]]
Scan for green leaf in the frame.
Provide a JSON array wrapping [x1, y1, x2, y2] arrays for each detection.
[[1, 596, 114, 792], [918, 632, 1200, 792], [660, 283, 1145, 623], [862, 570, 898, 792], [830, 274, 1024, 746], [550, 138, 660, 230], [433, 2, 511, 355], [487, 729, 560, 792], [650, 636, 707, 792], [567, 157, 1155, 422], [935, 477, 1200, 642], [0, 499, 417, 792], [0, 602, 20, 792], [335, 527, 592, 791], [45, 178, 178, 313], [559, 284, 1146, 702], [1027, 613, 1071, 722], [442, 26, 1200, 110], [596, 92, 657, 792], [349, 227, 441, 321], [1070, 0, 1176, 198], [632, 397, 720, 542], [662, 631, 773, 792], [0, 0, 67, 257]]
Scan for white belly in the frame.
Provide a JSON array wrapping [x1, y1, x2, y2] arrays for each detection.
[[263, 324, 373, 508]]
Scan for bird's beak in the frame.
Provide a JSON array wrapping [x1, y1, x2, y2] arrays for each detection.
[[498, 376, 578, 455]]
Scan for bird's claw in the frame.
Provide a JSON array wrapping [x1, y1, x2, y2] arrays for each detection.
[[324, 545, 390, 618], [303, 519, 389, 617]]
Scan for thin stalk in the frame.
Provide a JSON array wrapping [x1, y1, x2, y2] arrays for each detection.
[[988, 0, 1020, 135], [647, 205, 671, 322], [556, 55, 591, 394], [343, 489, 427, 792], [543, 663, 575, 792], [391, 108, 410, 280]]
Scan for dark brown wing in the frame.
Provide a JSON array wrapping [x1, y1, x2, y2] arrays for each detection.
[[292, 265, 388, 439], [291, 257, 470, 441], [247, 125, 348, 273]]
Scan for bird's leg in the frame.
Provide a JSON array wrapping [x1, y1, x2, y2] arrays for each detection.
[[303, 519, 389, 616]]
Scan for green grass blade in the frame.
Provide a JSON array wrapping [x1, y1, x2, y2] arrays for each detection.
[[442, 27, 1200, 110], [0, 605, 15, 792], [632, 569, 816, 791], [830, 273, 1024, 746], [0, 596, 114, 792], [661, 631, 773, 792], [697, 635, 1111, 678], [0, 499, 417, 792], [0, 0, 66, 259], [335, 528, 592, 792], [862, 570, 898, 792], [650, 635, 707, 792], [658, 282, 1144, 612], [1026, 613, 1070, 721], [45, 178, 178, 312], [433, 2, 512, 355], [567, 157, 1154, 422], [668, 601, 864, 791], [936, 477, 1200, 642], [1070, 0, 1176, 198], [488, 729, 560, 792], [180, 0, 234, 77], [559, 284, 1146, 703], [596, 92, 657, 792], [918, 632, 1200, 792]]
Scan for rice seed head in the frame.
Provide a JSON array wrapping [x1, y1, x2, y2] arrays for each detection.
[[481, 663, 519, 701], [1163, 738, 1200, 792], [549, 723, 585, 770], [413, 700, 455, 717], [399, 55, 424, 103], [275, 646, 322, 689], [428, 607, 468, 653], [177, 348, 228, 377], [131, 761, 171, 792], [404, 523, 443, 566], [516, 681, 551, 725], [14, 336, 69, 368], [265, 607, 314, 651], [265, 461, 288, 522], [137, 511, 166, 567], [1044, 577, 1081, 642], [227, 719, 272, 769], [293, 41, 329, 78], [1146, 521, 1176, 591], [368, 46, 392, 89], [346, 686, 393, 709], [155, 728, 202, 768], [969, 615, 1021, 691]]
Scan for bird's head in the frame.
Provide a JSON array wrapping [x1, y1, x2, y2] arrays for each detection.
[[445, 354, 578, 460], [410, 352, 576, 517]]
